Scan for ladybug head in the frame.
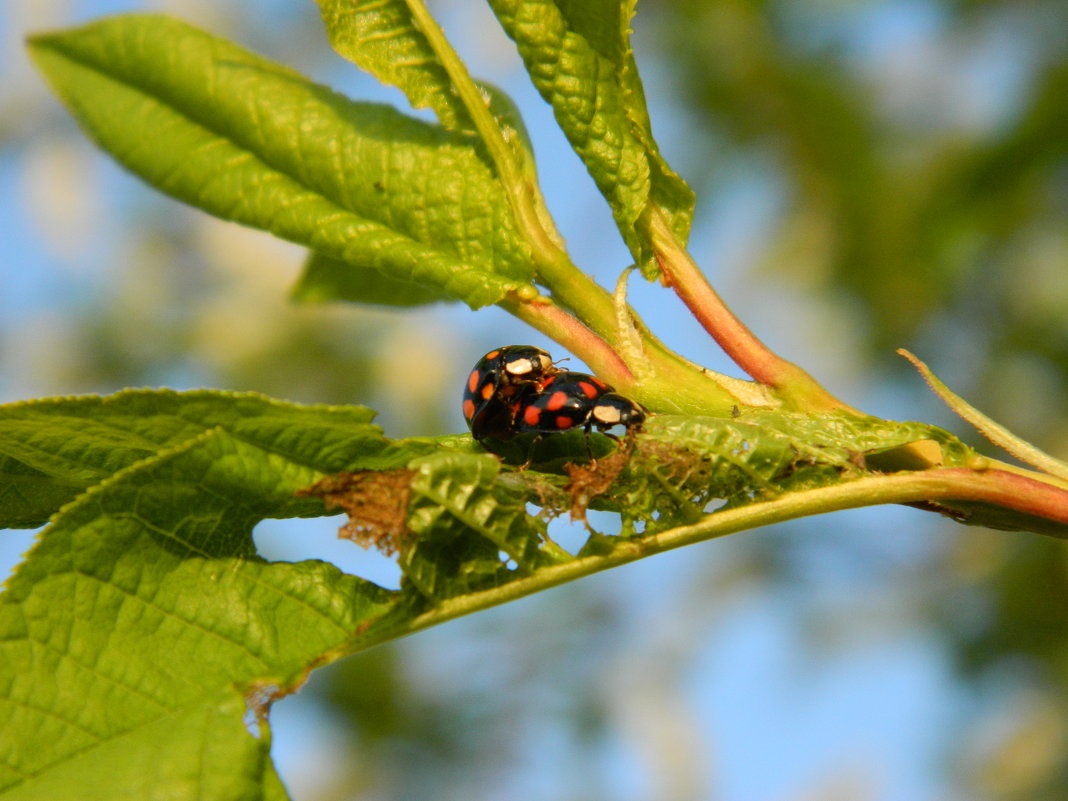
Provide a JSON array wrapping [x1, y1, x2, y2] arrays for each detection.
[[589, 393, 646, 433], [500, 346, 554, 381]]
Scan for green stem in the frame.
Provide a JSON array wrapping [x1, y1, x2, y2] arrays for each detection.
[[502, 295, 634, 386], [404, 0, 623, 340]]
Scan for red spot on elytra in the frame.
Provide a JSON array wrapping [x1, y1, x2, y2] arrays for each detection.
[[463, 398, 475, 420], [555, 416, 574, 429], [546, 391, 569, 411], [467, 370, 480, 393], [578, 381, 599, 399], [523, 405, 541, 426]]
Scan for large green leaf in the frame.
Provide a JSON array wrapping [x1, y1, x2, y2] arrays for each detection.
[[28, 14, 535, 309], [312, 1, 540, 175], [0, 390, 562, 800], [0, 689, 289, 801], [2, 388, 1057, 799], [487, 0, 695, 275], [0, 408, 401, 798], [314, 1, 557, 283]]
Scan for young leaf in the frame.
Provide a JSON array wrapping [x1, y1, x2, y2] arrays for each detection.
[[899, 349, 1068, 482], [578, 411, 980, 534], [28, 14, 535, 310], [315, 0, 474, 130], [401, 450, 563, 599], [486, 0, 695, 275]]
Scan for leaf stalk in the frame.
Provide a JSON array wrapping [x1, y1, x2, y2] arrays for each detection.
[[646, 210, 855, 412]]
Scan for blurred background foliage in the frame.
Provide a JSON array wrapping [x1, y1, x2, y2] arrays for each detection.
[[3, 0, 1068, 799]]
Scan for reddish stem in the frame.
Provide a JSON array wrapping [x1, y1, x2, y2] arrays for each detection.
[[648, 212, 855, 412], [918, 467, 1068, 529]]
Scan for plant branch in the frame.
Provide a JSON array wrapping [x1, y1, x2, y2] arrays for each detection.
[[326, 464, 1068, 667], [404, 1, 858, 418], [501, 293, 635, 387], [503, 293, 746, 413]]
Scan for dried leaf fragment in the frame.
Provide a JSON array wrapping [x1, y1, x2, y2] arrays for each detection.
[[564, 443, 632, 521], [298, 469, 415, 555]]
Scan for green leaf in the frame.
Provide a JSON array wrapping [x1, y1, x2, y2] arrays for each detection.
[[28, 14, 535, 309], [0, 389, 386, 529], [0, 389, 568, 800], [315, 1, 562, 271], [401, 451, 563, 600], [0, 689, 288, 801], [313, 0, 540, 182], [486, 0, 695, 275], [2, 382, 1058, 799]]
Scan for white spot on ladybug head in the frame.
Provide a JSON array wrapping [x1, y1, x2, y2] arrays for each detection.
[[592, 404, 622, 425], [506, 357, 535, 377]]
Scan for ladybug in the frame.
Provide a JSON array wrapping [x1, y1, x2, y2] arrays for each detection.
[[462, 345, 558, 440], [512, 371, 646, 440]]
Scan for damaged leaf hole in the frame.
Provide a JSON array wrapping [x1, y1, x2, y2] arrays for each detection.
[[252, 516, 404, 590], [499, 551, 519, 570]]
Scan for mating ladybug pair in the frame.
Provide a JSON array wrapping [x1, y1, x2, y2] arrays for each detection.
[[462, 346, 646, 448]]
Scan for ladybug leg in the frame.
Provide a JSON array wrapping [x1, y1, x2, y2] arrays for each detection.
[[583, 420, 596, 464], [518, 434, 543, 471], [597, 427, 627, 463]]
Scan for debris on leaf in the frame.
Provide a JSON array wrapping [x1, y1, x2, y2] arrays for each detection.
[[564, 439, 633, 521], [298, 470, 415, 555]]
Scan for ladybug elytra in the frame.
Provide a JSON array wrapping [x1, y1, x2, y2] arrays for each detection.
[[511, 371, 646, 439]]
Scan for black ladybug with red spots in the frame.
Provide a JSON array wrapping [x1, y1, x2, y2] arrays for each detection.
[[462, 347, 646, 453]]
